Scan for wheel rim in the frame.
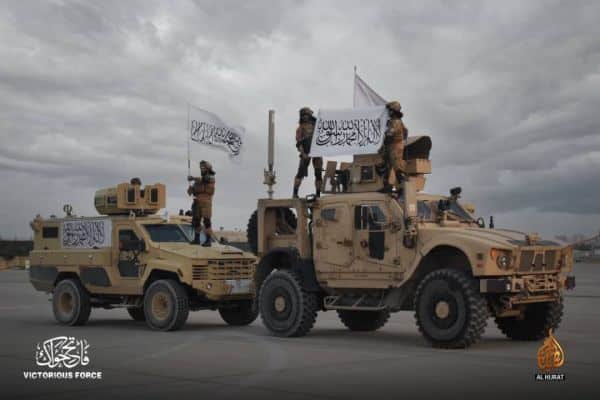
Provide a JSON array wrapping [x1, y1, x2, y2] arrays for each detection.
[[58, 291, 74, 315], [151, 292, 171, 321], [274, 296, 286, 312], [268, 288, 293, 321], [435, 300, 450, 319]]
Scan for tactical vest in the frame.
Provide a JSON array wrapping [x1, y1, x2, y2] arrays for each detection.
[[188, 176, 215, 201]]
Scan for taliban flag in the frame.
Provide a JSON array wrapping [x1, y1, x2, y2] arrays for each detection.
[[188, 104, 244, 159], [353, 69, 387, 108]]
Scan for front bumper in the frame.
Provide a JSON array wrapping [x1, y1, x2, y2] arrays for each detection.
[[192, 278, 255, 301], [480, 274, 575, 295]]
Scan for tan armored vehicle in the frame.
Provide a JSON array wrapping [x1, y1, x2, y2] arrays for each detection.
[[249, 131, 575, 348], [29, 180, 257, 331]]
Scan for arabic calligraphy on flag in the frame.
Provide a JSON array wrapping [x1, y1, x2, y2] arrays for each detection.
[[309, 106, 388, 157], [189, 105, 243, 157]]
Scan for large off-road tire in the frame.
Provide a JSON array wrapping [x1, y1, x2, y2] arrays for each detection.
[[218, 300, 258, 326], [143, 279, 189, 331], [127, 306, 146, 321], [258, 269, 318, 337], [337, 309, 390, 331], [414, 269, 488, 348], [494, 298, 563, 341], [247, 208, 297, 255], [52, 278, 91, 326]]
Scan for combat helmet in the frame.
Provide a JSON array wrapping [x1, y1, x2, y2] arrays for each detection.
[[299, 107, 314, 117], [386, 101, 403, 116], [200, 160, 215, 174]]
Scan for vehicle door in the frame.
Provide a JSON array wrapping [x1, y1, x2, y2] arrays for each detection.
[[313, 203, 353, 268], [352, 202, 399, 270], [112, 223, 146, 289]]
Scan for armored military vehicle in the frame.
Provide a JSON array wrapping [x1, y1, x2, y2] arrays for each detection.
[[29, 180, 257, 331], [249, 128, 575, 348]]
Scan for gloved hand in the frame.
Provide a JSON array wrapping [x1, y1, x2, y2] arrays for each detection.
[[187, 175, 194, 181]]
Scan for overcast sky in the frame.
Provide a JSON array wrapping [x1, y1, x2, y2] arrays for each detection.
[[1, 0, 599, 239]]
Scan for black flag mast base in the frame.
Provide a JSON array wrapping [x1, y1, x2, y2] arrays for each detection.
[[263, 110, 276, 199]]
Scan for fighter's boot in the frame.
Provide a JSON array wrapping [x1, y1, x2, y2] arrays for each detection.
[[315, 178, 322, 198], [293, 179, 301, 198], [202, 228, 214, 247], [192, 232, 201, 245]]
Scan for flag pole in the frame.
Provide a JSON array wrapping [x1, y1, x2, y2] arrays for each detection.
[[353, 65, 357, 107], [187, 102, 191, 177]]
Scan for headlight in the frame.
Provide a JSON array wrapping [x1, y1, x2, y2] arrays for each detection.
[[497, 254, 510, 269], [491, 249, 513, 270]]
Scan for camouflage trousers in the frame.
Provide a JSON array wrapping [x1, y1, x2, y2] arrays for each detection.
[[380, 140, 405, 185], [295, 156, 323, 190], [191, 198, 212, 233]]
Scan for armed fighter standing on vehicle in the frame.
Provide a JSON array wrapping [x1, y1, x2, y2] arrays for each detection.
[[188, 160, 216, 246], [293, 107, 323, 198], [378, 101, 408, 192]]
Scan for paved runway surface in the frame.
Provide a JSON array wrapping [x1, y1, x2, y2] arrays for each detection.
[[1, 264, 599, 400]]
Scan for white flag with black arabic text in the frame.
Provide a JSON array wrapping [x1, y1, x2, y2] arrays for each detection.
[[309, 106, 389, 157], [188, 104, 244, 158]]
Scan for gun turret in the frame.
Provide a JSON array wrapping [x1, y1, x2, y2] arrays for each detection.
[[94, 180, 166, 215]]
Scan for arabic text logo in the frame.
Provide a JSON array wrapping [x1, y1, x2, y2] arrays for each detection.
[[35, 336, 90, 369]]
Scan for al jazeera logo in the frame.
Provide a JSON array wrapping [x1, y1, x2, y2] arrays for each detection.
[[535, 330, 566, 381]]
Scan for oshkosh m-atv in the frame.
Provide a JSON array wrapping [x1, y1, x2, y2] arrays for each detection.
[[248, 134, 575, 348], [29, 180, 257, 331]]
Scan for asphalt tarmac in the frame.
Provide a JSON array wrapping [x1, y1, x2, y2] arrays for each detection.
[[1, 263, 599, 400]]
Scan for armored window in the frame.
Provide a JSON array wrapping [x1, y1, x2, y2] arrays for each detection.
[[144, 224, 189, 243], [417, 201, 433, 220], [360, 166, 375, 182], [321, 208, 336, 221], [368, 206, 386, 230], [354, 205, 385, 230], [127, 188, 136, 203], [119, 229, 139, 241], [42, 226, 58, 238], [94, 196, 104, 207], [150, 188, 158, 203], [354, 206, 368, 230]]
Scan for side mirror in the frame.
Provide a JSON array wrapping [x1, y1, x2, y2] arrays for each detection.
[[119, 239, 146, 252], [450, 187, 462, 198], [476, 217, 485, 228]]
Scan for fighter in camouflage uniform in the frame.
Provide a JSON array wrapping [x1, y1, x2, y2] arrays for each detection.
[[379, 101, 408, 192], [293, 107, 323, 198], [187, 160, 216, 246]]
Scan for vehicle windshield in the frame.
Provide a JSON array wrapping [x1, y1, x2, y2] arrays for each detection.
[[143, 224, 189, 243], [417, 199, 475, 222], [178, 224, 194, 241]]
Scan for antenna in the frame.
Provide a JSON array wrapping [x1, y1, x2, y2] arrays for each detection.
[[263, 110, 276, 199]]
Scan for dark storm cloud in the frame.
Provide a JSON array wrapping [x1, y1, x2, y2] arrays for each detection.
[[0, 0, 598, 238]]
